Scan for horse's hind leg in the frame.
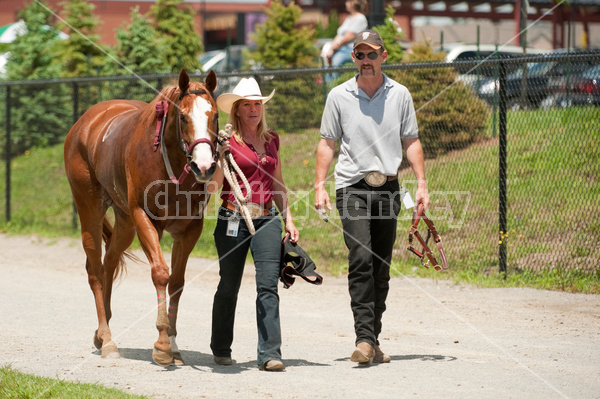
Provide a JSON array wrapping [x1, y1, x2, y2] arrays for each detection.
[[77, 204, 120, 358], [66, 136, 119, 358], [168, 223, 204, 366], [101, 209, 136, 336]]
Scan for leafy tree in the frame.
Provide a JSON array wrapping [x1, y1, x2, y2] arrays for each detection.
[[112, 6, 170, 75], [390, 38, 489, 159], [149, 0, 202, 73], [248, 0, 318, 69], [55, 0, 108, 77], [373, 6, 404, 64], [3, 0, 70, 157]]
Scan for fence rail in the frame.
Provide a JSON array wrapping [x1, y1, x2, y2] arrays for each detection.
[[1, 53, 599, 277]]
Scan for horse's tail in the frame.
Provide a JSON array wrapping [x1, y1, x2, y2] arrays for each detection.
[[102, 217, 142, 281]]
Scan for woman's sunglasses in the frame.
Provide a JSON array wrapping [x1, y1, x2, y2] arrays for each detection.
[[354, 51, 379, 60]]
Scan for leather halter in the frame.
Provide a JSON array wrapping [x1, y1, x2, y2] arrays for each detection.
[[407, 203, 449, 271], [154, 89, 218, 185]]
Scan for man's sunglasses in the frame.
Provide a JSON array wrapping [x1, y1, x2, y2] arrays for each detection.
[[354, 51, 379, 60]]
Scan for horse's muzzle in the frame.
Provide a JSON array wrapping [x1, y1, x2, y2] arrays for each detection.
[[190, 161, 216, 183]]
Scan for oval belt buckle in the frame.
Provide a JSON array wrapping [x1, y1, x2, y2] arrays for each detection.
[[246, 203, 264, 220], [365, 171, 386, 187]]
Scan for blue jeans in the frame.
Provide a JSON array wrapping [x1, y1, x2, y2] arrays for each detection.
[[331, 44, 354, 67], [325, 44, 354, 83], [335, 179, 401, 347], [211, 206, 283, 367]]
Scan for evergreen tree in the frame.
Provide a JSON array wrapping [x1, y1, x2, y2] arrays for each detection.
[[5, 1, 62, 80], [3, 0, 70, 156], [113, 6, 170, 75], [373, 6, 404, 64], [248, 0, 318, 69], [149, 0, 202, 73], [246, 0, 322, 132], [55, 0, 108, 77]]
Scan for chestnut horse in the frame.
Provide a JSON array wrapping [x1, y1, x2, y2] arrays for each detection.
[[64, 69, 218, 366]]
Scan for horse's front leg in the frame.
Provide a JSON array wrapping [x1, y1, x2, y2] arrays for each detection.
[[168, 221, 204, 366], [131, 207, 173, 367]]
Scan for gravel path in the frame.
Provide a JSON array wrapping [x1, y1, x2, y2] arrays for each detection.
[[1, 233, 599, 398]]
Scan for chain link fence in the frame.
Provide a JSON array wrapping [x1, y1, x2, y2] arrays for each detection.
[[1, 53, 598, 278]]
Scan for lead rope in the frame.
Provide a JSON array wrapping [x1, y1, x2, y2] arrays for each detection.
[[218, 124, 256, 235]]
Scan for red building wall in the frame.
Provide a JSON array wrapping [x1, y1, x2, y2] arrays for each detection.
[[0, 0, 267, 46]]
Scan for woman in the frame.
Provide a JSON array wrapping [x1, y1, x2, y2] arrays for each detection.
[[208, 77, 299, 371], [323, 0, 369, 67]]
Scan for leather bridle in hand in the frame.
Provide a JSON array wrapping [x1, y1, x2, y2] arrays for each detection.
[[407, 203, 449, 271]]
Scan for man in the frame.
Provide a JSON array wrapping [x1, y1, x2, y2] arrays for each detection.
[[314, 30, 430, 365]]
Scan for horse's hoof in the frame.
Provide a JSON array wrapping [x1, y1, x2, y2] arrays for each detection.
[[173, 351, 185, 366], [152, 346, 173, 367], [93, 330, 102, 350], [101, 341, 120, 359]]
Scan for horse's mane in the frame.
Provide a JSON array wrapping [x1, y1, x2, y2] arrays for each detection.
[[140, 84, 180, 123], [140, 80, 211, 123]]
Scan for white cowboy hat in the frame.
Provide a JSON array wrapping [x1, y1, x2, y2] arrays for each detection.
[[216, 77, 275, 114]]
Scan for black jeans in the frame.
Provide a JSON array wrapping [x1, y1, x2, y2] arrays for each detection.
[[211, 206, 283, 367], [336, 179, 401, 347]]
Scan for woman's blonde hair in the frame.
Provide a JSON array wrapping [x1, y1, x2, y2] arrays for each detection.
[[228, 99, 272, 144]]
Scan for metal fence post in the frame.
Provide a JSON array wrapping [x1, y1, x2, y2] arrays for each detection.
[[498, 61, 508, 278], [4, 85, 11, 223]]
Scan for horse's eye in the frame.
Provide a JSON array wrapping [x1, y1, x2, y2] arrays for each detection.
[[179, 114, 187, 123]]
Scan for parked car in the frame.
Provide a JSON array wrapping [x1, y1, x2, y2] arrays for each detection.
[[543, 64, 600, 108], [477, 49, 600, 110], [198, 45, 260, 96], [199, 45, 254, 74], [443, 43, 550, 90], [0, 52, 8, 78]]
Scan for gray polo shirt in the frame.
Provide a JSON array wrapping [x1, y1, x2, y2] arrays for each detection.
[[320, 73, 419, 190]]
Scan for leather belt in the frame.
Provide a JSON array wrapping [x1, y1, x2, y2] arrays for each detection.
[[222, 201, 271, 218]]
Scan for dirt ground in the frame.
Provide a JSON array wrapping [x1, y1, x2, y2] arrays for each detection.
[[1, 233, 599, 399]]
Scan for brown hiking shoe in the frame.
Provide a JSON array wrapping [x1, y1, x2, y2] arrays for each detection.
[[350, 342, 375, 365], [374, 345, 391, 363]]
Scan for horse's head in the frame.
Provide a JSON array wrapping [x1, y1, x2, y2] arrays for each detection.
[[176, 68, 218, 184]]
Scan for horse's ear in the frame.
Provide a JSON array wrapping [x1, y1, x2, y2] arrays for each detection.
[[205, 70, 217, 94], [178, 68, 190, 93]]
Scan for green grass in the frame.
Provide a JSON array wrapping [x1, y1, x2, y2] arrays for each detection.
[[0, 107, 598, 293], [0, 365, 147, 399]]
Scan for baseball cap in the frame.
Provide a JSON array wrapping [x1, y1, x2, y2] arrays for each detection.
[[353, 29, 385, 50]]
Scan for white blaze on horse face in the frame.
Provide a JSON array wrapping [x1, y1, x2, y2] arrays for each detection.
[[189, 96, 215, 174]]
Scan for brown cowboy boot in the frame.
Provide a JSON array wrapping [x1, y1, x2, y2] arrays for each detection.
[[213, 356, 232, 365], [350, 342, 375, 365], [374, 345, 391, 363], [261, 359, 285, 371]]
